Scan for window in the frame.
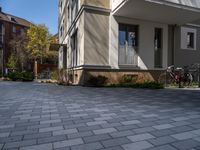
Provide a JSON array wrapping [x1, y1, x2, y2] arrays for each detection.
[[187, 32, 194, 49], [71, 0, 78, 22], [67, 5, 70, 26], [0, 23, 3, 45], [12, 25, 16, 33], [154, 28, 163, 68], [60, 26, 63, 37], [119, 24, 138, 65], [60, 1, 63, 11], [181, 27, 196, 50], [71, 31, 78, 67]]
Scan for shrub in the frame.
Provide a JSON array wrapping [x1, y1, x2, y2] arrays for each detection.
[[8, 71, 33, 81], [21, 72, 34, 81], [109, 81, 164, 89], [120, 74, 138, 84], [51, 70, 59, 81], [86, 75, 108, 87]]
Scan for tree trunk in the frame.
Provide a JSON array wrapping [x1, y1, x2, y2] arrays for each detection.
[[34, 59, 38, 80]]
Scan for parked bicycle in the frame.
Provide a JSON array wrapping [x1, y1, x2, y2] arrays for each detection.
[[158, 65, 193, 88]]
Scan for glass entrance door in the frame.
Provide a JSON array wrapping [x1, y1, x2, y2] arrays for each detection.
[[119, 24, 138, 66]]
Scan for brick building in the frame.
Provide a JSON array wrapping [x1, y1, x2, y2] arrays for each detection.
[[0, 7, 31, 74]]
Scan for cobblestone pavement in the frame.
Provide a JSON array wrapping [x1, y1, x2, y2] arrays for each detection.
[[1, 82, 200, 150]]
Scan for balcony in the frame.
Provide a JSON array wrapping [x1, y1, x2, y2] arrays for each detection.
[[112, 0, 200, 25]]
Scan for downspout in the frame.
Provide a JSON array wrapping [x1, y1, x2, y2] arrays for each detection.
[[172, 24, 177, 66]]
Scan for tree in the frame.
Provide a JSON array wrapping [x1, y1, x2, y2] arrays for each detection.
[[9, 31, 29, 71], [26, 24, 58, 78], [26, 24, 48, 62], [7, 54, 17, 69]]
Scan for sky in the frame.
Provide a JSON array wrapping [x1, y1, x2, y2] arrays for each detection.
[[0, 0, 58, 34]]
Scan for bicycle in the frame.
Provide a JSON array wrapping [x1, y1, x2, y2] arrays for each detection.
[[158, 65, 193, 88]]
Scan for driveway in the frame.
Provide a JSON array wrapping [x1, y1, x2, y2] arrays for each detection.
[[0, 82, 200, 150]]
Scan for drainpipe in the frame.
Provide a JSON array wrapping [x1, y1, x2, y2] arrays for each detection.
[[172, 24, 177, 66], [198, 64, 200, 88], [1, 23, 4, 76]]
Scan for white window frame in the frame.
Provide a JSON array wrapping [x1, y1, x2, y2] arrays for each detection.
[[181, 27, 197, 50]]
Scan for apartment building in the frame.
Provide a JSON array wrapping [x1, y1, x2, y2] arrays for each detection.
[[58, 0, 200, 85], [0, 7, 31, 74]]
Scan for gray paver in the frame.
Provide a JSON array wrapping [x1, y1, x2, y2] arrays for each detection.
[[71, 142, 103, 150], [145, 145, 177, 150], [53, 138, 83, 149], [172, 139, 200, 150], [20, 143, 53, 150], [127, 133, 155, 142], [93, 128, 117, 135], [148, 136, 176, 146], [101, 137, 131, 148], [122, 141, 153, 150]]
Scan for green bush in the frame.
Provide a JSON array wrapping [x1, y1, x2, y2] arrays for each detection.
[[86, 75, 108, 87], [109, 81, 164, 89], [21, 72, 34, 81], [120, 74, 138, 84], [8, 71, 33, 81]]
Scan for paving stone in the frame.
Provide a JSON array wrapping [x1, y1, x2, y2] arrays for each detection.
[[153, 124, 174, 130], [53, 128, 78, 136], [172, 139, 200, 150], [171, 131, 198, 140], [71, 142, 103, 150], [100, 146, 124, 150], [121, 120, 141, 125], [133, 127, 155, 134], [127, 133, 155, 142], [110, 130, 134, 138], [150, 129, 175, 137], [40, 119, 61, 124], [20, 143, 53, 150], [53, 138, 84, 149], [148, 136, 177, 146], [0, 144, 3, 149], [101, 137, 131, 148], [3, 139, 37, 149], [83, 134, 111, 143], [122, 141, 153, 150], [87, 121, 107, 126], [67, 131, 93, 139], [145, 144, 177, 150], [39, 126, 63, 133], [93, 128, 117, 135], [23, 132, 52, 140], [38, 135, 67, 144], [0, 132, 10, 137]]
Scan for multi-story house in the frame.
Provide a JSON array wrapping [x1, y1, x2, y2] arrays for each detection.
[[0, 7, 31, 74], [58, 0, 200, 85]]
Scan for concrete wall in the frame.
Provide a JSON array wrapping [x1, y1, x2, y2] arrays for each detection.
[[81, 0, 110, 9], [59, 11, 85, 69], [84, 10, 110, 66], [174, 25, 200, 67], [110, 16, 168, 70], [165, 0, 200, 8]]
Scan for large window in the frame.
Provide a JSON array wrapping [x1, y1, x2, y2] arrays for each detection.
[[154, 28, 163, 68], [119, 24, 138, 65], [71, 31, 78, 67]]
